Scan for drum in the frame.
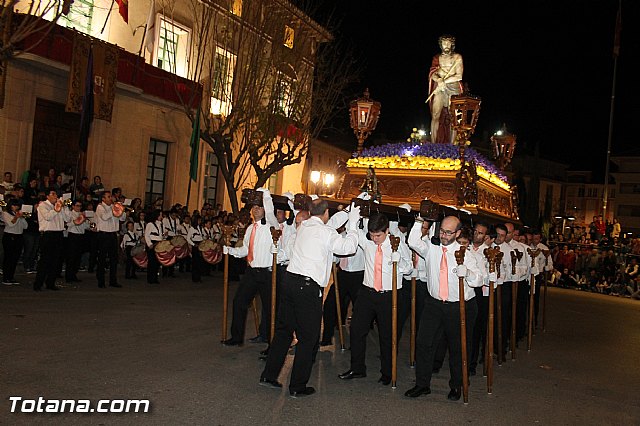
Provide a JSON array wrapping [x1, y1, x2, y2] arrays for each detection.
[[170, 235, 190, 260], [199, 239, 223, 265], [154, 240, 176, 267], [131, 244, 148, 268]]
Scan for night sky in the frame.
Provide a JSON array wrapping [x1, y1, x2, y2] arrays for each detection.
[[307, 0, 639, 176]]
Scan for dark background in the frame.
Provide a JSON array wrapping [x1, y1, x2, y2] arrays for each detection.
[[304, 0, 639, 176]]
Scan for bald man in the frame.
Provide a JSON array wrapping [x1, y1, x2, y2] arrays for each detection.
[[405, 216, 483, 401]]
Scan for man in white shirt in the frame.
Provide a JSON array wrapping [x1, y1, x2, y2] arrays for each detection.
[[260, 199, 360, 398], [468, 222, 491, 376], [65, 200, 89, 283], [405, 216, 483, 401], [34, 191, 70, 291], [95, 191, 126, 288], [530, 229, 552, 329], [339, 214, 412, 386], [506, 223, 531, 346]]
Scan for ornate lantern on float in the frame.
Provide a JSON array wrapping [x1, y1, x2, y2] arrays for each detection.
[[350, 89, 381, 154]]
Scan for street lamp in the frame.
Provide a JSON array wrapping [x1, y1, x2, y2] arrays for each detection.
[[310, 170, 335, 195], [450, 90, 482, 205], [491, 124, 517, 170], [350, 88, 381, 154]]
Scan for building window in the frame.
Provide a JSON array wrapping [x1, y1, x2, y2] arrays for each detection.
[[268, 173, 278, 194], [156, 17, 190, 77], [618, 205, 640, 217], [146, 139, 169, 206], [274, 75, 293, 117], [62, 0, 94, 35], [577, 187, 585, 197], [284, 25, 295, 49], [230, 0, 242, 16], [203, 152, 219, 205], [619, 183, 640, 194], [210, 47, 236, 116]]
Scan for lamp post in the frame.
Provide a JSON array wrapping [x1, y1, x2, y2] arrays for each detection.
[[350, 89, 381, 154], [491, 124, 517, 170], [449, 90, 482, 206], [310, 170, 335, 196]]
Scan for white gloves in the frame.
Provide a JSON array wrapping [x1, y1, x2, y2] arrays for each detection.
[[488, 272, 498, 283], [270, 244, 279, 254], [310, 194, 319, 200], [223, 246, 230, 255], [455, 265, 468, 278], [257, 187, 270, 195], [357, 192, 371, 200], [283, 191, 294, 200], [390, 252, 401, 263], [410, 268, 418, 278], [398, 203, 412, 212], [347, 203, 361, 231]]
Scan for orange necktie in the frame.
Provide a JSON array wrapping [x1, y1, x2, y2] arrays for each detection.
[[439, 247, 449, 301], [247, 223, 258, 264], [374, 244, 383, 292]]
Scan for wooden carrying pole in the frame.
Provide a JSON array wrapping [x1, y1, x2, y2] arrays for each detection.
[[269, 227, 282, 343], [220, 225, 235, 342], [484, 247, 502, 394], [332, 263, 346, 351], [251, 298, 260, 336], [410, 253, 417, 367], [390, 236, 401, 389], [542, 249, 550, 332], [454, 245, 469, 404], [527, 248, 541, 351], [496, 285, 503, 366]]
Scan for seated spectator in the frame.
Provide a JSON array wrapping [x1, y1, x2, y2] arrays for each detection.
[[587, 270, 599, 292], [610, 272, 626, 296], [595, 275, 610, 294], [625, 258, 639, 288]]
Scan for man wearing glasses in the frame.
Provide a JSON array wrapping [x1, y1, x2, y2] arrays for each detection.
[[405, 215, 484, 401]]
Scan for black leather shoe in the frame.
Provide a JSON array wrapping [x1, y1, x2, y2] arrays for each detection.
[[260, 348, 269, 356], [404, 385, 431, 398], [447, 388, 461, 401], [249, 335, 268, 344], [109, 283, 122, 288], [222, 339, 243, 347], [339, 370, 366, 380], [259, 377, 282, 389], [319, 339, 332, 347], [378, 375, 391, 386], [289, 387, 315, 398]]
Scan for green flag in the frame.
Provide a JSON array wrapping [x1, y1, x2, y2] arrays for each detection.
[[189, 108, 201, 181]]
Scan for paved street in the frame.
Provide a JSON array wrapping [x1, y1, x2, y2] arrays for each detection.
[[1, 268, 639, 425]]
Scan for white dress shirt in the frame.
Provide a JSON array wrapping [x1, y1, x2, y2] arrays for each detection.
[[162, 216, 181, 238], [227, 221, 274, 268], [187, 225, 203, 246], [408, 222, 483, 302], [37, 200, 70, 232], [287, 216, 358, 288], [359, 232, 412, 291], [508, 239, 531, 281], [144, 221, 164, 248], [530, 242, 553, 275], [2, 211, 27, 235], [66, 210, 89, 235], [121, 231, 139, 249], [336, 242, 365, 272], [95, 202, 126, 232], [134, 221, 146, 237]]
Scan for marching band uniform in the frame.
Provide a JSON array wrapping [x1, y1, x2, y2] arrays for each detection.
[[187, 224, 205, 282], [34, 197, 70, 291], [260, 203, 360, 397], [95, 201, 126, 288], [144, 216, 164, 284], [121, 228, 139, 279], [340, 223, 412, 385], [406, 218, 483, 400], [161, 213, 180, 277], [134, 219, 146, 238], [65, 207, 89, 283], [2, 207, 28, 285], [177, 220, 192, 273]]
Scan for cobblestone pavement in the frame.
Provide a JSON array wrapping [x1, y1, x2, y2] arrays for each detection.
[[1, 268, 639, 425]]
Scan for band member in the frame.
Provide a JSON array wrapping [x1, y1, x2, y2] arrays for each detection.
[[530, 229, 553, 328], [222, 189, 277, 345], [34, 191, 70, 291], [187, 216, 204, 283], [260, 199, 360, 397], [339, 214, 412, 386], [162, 208, 181, 277], [2, 199, 28, 285], [121, 221, 139, 279], [178, 215, 192, 273], [65, 200, 89, 283], [95, 191, 126, 288], [144, 210, 165, 284], [134, 211, 146, 237], [405, 216, 483, 401]]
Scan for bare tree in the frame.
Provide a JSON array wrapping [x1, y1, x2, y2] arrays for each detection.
[[176, 0, 357, 213], [0, 0, 69, 107]]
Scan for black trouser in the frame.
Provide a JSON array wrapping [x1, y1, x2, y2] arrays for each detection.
[[516, 280, 529, 341], [97, 232, 119, 286], [147, 246, 160, 283], [261, 272, 323, 393], [349, 286, 395, 378], [65, 233, 84, 281], [88, 232, 98, 272], [398, 278, 427, 344], [22, 231, 39, 271], [534, 275, 543, 327], [124, 246, 136, 278], [2, 233, 23, 282], [415, 295, 477, 390], [230, 266, 272, 342], [34, 231, 64, 290], [497, 283, 513, 356], [470, 289, 489, 371], [322, 269, 363, 342], [191, 247, 205, 282]]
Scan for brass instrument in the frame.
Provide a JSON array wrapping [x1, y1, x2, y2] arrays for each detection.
[[0, 199, 6, 208], [20, 211, 32, 219], [112, 202, 125, 218], [63, 198, 73, 207]]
